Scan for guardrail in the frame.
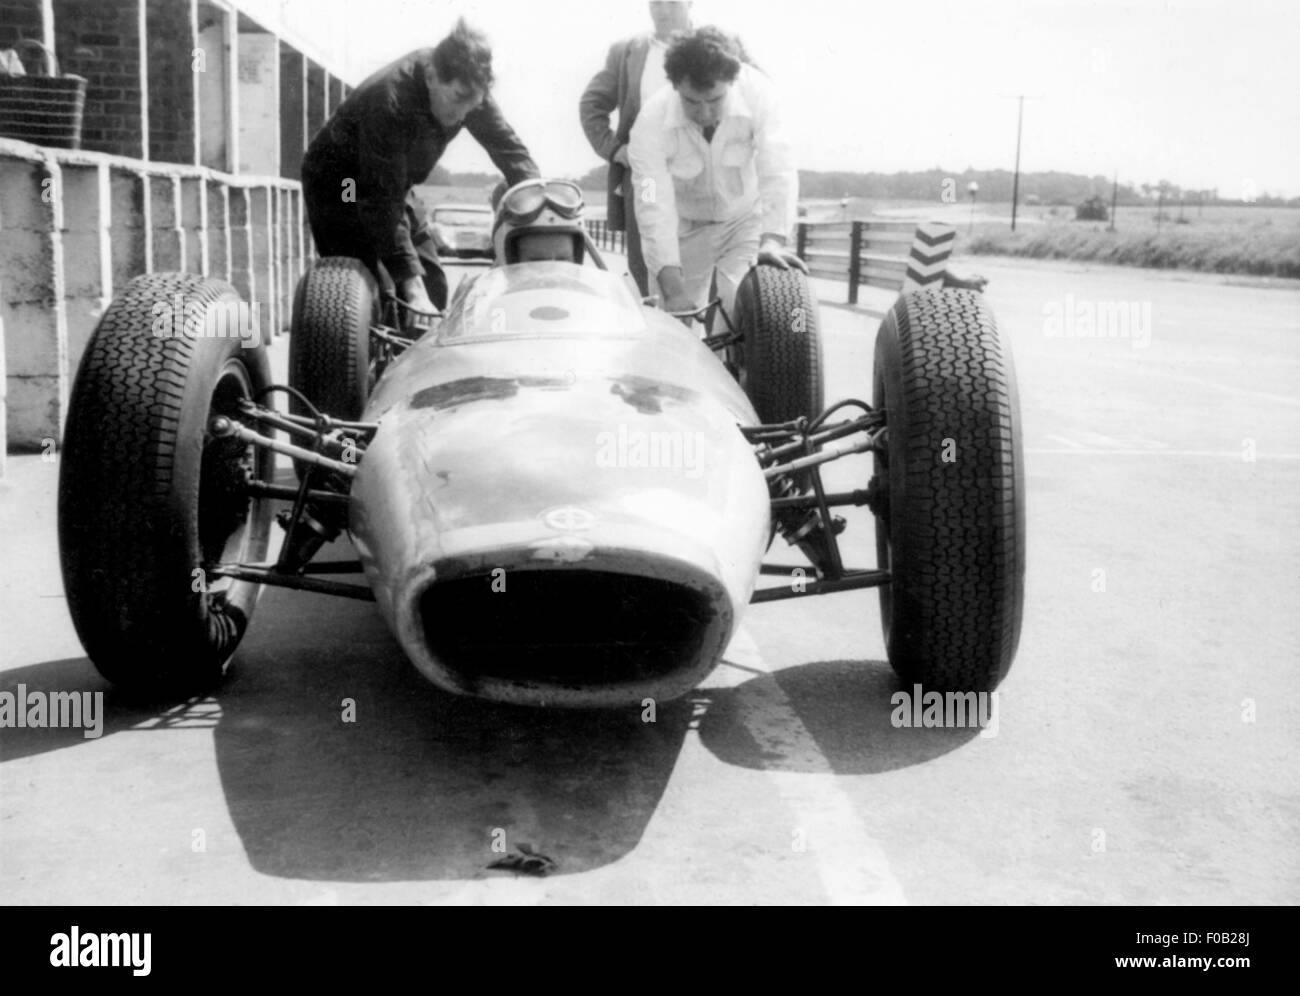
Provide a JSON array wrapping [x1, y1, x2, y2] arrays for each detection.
[[796, 220, 957, 304], [585, 218, 627, 255], [1, 137, 307, 456], [578, 216, 957, 305]]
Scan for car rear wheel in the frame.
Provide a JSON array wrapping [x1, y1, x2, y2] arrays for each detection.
[[872, 287, 1025, 693], [58, 272, 275, 693], [732, 265, 824, 423], [288, 256, 377, 421]]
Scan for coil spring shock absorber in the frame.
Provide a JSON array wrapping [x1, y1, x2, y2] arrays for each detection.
[[770, 473, 845, 571]]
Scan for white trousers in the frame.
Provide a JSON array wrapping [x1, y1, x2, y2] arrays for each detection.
[[677, 211, 764, 318]]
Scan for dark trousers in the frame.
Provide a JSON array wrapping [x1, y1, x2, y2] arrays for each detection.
[[623, 188, 649, 298], [303, 184, 449, 310]]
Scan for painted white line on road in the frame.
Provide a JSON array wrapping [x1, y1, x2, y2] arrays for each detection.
[[718, 628, 907, 906], [1052, 429, 1168, 450], [713, 624, 766, 684], [1045, 433, 1085, 449], [1069, 353, 1300, 407], [1028, 448, 1300, 459]]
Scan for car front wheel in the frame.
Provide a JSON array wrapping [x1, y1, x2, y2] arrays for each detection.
[[872, 287, 1025, 693]]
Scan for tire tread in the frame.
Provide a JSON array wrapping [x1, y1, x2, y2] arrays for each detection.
[[876, 287, 1025, 692]]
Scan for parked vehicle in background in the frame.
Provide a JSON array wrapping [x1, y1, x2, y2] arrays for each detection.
[[428, 203, 494, 259]]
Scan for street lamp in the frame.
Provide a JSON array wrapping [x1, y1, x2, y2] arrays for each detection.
[[967, 181, 979, 234]]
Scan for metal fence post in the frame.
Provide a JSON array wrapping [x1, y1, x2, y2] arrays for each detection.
[[848, 220, 863, 305]]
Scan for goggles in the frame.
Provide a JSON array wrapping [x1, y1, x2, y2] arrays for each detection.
[[498, 179, 584, 227]]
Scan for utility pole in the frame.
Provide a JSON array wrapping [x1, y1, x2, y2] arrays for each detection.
[[1109, 171, 1118, 232], [1000, 94, 1042, 232], [1011, 96, 1024, 231]]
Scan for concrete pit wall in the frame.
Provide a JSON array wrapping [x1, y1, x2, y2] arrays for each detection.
[[0, 0, 352, 474], [0, 138, 307, 457]]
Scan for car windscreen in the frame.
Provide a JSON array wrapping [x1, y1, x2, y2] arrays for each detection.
[[438, 263, 648, 341], [434, 209, 491, 227]]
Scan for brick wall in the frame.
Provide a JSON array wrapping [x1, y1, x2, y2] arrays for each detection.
[[52, 0, 145, 158], [145, 0, 195, 164], [0, 0, 43, 51]]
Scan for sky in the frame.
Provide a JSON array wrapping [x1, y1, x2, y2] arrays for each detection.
[[239, 0, 1300, 198]]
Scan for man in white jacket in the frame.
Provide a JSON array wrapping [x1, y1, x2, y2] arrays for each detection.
[[628, 26, 805, 319]]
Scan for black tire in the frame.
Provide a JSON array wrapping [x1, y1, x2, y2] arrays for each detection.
[[732, 265, 824, 423], [288, 256, 376, 421], [58, 272, 275, 693], [872, 287, 1025, 693]]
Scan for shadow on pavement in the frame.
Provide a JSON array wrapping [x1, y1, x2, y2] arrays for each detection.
[[4, 577, 690, 882], [5, 596, 981, 880], [697, 659, 984, 774], [212, 581, 690, 882], [0, 657, 227, 761]]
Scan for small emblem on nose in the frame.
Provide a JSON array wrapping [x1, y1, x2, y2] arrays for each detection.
[[542, 506, 595, 532]]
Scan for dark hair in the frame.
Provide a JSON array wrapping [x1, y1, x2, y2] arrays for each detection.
[[432, 18, 494, 91], [664, 26, 743, 90]]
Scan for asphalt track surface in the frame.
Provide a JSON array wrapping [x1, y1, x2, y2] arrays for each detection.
[[1, 255, 1297, 904]]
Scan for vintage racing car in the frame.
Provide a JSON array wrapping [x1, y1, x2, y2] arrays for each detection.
[[57, 179, 1024, 707]]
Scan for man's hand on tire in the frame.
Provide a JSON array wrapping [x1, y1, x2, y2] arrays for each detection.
[[942, 269, 989, 292], [756, 237, 808, 274]]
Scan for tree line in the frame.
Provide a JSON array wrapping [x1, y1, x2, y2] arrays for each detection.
[[427, 164, 1297, 208]]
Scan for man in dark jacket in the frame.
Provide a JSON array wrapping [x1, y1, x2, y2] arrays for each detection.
[[578, 1, 692, 297], [302, 19, 538, 311]]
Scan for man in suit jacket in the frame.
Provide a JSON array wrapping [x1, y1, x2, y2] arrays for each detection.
[[579, 1, 693, 296]]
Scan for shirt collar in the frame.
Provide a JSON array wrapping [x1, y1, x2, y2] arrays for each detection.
[[664, 66, 755, 131]]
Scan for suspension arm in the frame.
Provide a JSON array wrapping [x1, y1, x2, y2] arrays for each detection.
[[244, 481, 350, 505], [750, 569, 892, 603], [754, 415, 885, 463], [761, 430, 886, 480], [238, 398, 377, 436], [207, 564, 375, 601], [209, 416, 358, 478]]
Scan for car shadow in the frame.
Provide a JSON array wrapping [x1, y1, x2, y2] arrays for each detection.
[[0, 657, 224, 762], [212, 578, 691, 882], [5, 607, 978, 882], [696, 659, 985, 774]]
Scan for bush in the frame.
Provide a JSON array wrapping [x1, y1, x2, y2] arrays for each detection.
[[1076, 196, 1109, 221]]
